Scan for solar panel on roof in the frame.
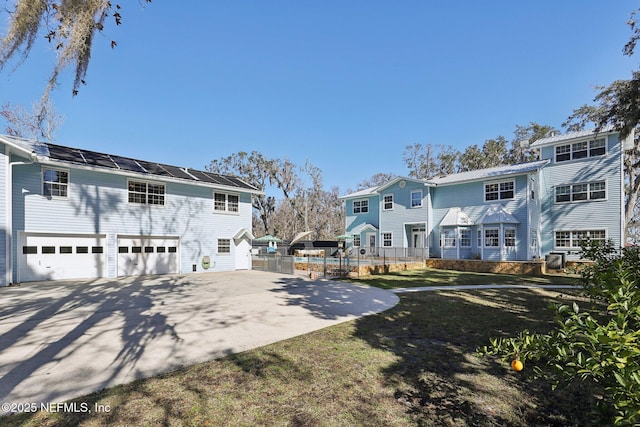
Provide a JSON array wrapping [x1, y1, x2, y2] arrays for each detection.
[[46, 144, 87, 164], [160, 164, 195, 180], [109, 155, 147, 173], [187, 169, 218, 183], [135, 160, 173, 177], [81, 150, 117, 169]]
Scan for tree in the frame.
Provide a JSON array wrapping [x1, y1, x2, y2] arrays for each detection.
[[458, 144, 484, 172], [0, 0, 151, 101], [562, 11, 640, 236], [506, 122, 555, 164], [481, 136, 508, 168], [402, 143, 460, 179], [1, 98, 64, 141], [479, 242, 640, 426], [356, 172, 397, 191]]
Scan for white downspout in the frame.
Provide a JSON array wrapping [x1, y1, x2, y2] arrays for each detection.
[[6, 149, 37, 285]]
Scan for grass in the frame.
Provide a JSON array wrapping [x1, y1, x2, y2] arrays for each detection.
[[347, 267, 579, 289], [4, 270, 604, 426]]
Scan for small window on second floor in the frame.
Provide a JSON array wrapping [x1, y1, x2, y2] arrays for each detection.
[[485, 180, 514, 202], [353, 199, 369, 214], [383, 194, 393, 210], [411, 190, 423, 208], [213, 192, 239, 213], [43, 168, 69, 198]]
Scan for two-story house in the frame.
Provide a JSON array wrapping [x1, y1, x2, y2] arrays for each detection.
[[0, 134, 261, 285], [341, 128, 632, 262]]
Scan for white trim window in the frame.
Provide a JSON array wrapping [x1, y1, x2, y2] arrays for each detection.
[[504, 228, 516, 247], [460, 228, 471, 247], [214, 192, 239, 213], [443, 229, 456, 247], [43, 168, 69, 198], [554, 230, 606, 248], [485, 180, 514, 202], [353, 199, 369, 214], [410, 190, 423, 208], [555, 181, 606, 203], [555, 138, 606, 162], [128, 180, 165, 205], [353, 235, 361, 247], [217, 238, 231, 254], [484, 228, 499, 247], [383, 194, 394, 211], [382, 232, 392, 247]]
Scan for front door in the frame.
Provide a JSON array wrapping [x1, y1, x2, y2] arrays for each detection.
[[367, 233, 376, 255]]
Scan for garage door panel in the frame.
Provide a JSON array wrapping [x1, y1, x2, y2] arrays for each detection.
[[117, 237, 178, 276], [19, 234, 106, 282]]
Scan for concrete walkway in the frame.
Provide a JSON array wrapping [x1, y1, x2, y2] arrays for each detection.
[[0, 271, 398, 414], [392, 283, 580, 293]]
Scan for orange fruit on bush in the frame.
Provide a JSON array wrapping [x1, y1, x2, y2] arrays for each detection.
[[511, 359, 524, 371]]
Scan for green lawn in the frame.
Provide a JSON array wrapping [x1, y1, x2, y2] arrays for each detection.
[[348, 267, 579, 289], [5, 271, 605, 427]]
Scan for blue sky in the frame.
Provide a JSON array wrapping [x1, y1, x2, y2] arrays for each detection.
[[0, 1, 637, 192]]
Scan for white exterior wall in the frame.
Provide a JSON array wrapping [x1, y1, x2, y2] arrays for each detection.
[[11, 162, 253, 282]]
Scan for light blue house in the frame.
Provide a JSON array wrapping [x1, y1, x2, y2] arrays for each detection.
[[341, 128, 632, 262], [0, 135, 261, 285]]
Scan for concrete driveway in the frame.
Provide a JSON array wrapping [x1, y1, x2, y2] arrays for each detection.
[[0, 271, 398, 413]]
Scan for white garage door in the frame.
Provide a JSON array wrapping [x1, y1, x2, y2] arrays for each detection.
[[117, 236, 179, 276], [19, 233, 106, 282]]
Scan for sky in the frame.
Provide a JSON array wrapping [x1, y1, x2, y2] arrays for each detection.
[[0, 1, 638, 193]]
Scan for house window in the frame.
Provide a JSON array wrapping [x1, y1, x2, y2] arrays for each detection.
[[443, 229, 456, 247], [382, 232, 392, 247], [555, 181, 606, 203], [460, 228, 471, 247], [383, 194, 393, 210], [213, 192, 239, 213], [477, 230, 482, 248], [218, 239, 231, 253], [555, 230, 606, 248], [411, 190, 423, 208], [353, 235, 361, 247], [128, 180, 165, 205], [485, 229, 499, 247], [556, 138, 606, 162], [504, 228, 516, 247], [353, 199, 369, 214], [485, 180, 514, 202], [43, 168, 69, 197]]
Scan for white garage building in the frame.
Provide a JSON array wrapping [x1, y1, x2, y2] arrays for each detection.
[[0, 135, 260, 285]]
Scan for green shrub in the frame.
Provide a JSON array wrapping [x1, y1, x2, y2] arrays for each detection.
[[479, 241, 640, 426]]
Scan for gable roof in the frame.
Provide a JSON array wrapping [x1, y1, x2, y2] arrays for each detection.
[[428, 160, 549, 186], [339, 186, 379, 200], [0, 135, 261, 193], [374, 176, 432, 193]]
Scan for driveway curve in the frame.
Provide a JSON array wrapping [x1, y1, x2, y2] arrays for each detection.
[[0, 271, 398, 413]]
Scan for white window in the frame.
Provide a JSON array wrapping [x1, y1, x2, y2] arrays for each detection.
[[353, 235, 361, 247], [128, 180, 165, 205], [485, 180, 514, 202], [382, 232, 392, 247], [460, 228, 471, 247], [383, 194, 393, 210], [555, 181, 606, 203], [43, 168, 69, 198], [353, 199, 369, 214], [411, 190, 423, 208], [554, 230, 606, 248], [218, 238, 231, 253], [213, 192, 239, 212], [443, 229, 456, 247], [504, 228, 516, 247], [556, 138, 606, 162], [485, 229, 499, 247], [477, 229, 482, 248]]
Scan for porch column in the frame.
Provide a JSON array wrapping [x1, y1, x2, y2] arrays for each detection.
[[480, 225, 484, 260], [499, 223, 504, 261], [456, 226, 460, 259]]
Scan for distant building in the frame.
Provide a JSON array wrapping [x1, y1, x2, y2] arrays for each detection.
[[340, 128, 631, 262]]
